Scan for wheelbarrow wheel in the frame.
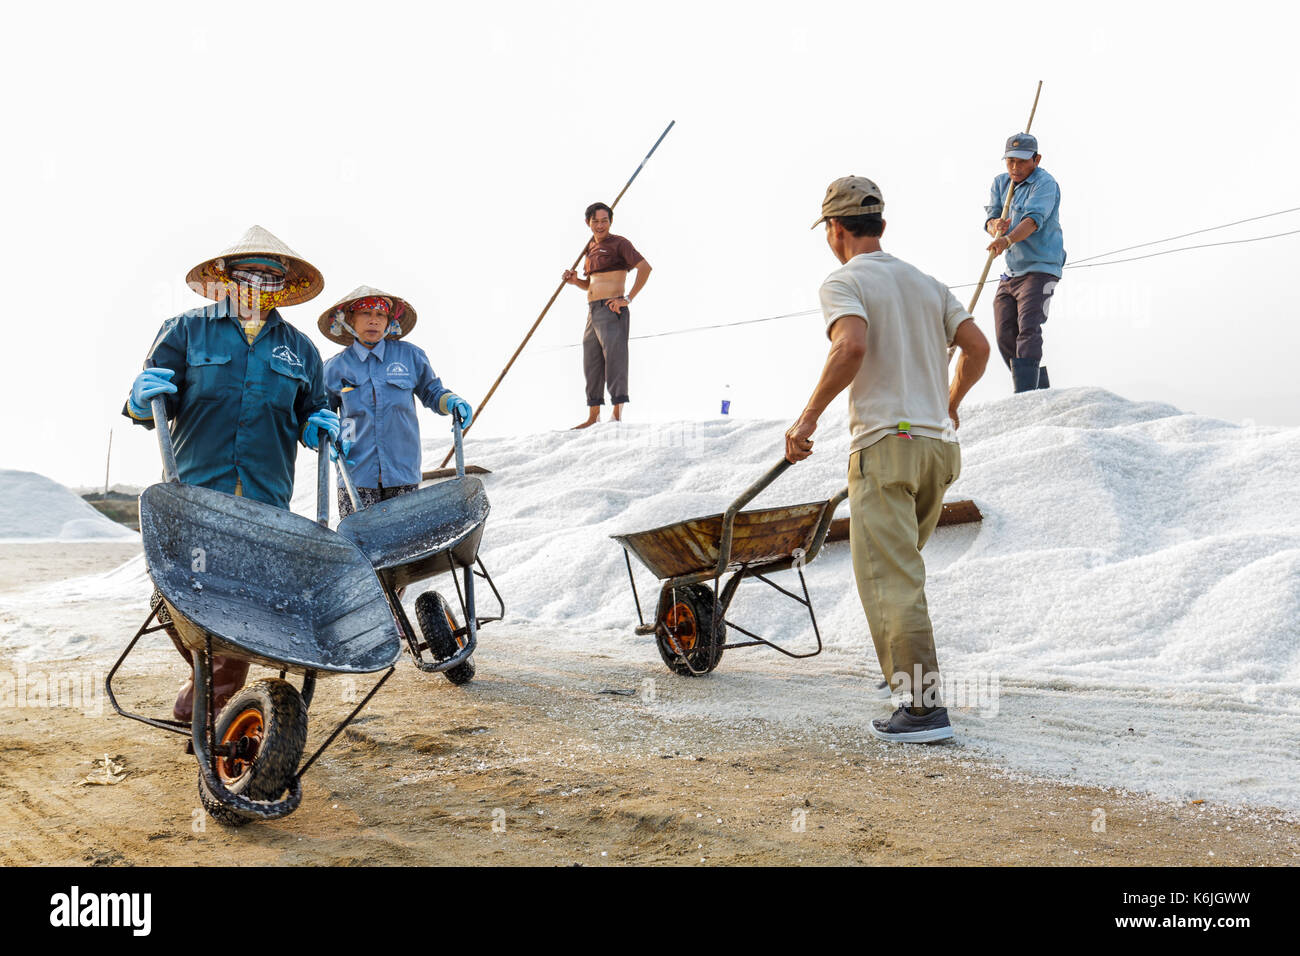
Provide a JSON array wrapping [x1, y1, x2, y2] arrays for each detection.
[[415, 591, 475, 686], [197, 678, 308, 827], [655, 584, 725, 676]]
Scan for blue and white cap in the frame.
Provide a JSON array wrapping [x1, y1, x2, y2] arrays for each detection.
[[1003, 133, 1038, 160]]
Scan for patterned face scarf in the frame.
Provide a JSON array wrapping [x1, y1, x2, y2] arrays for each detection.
[[218, 256, 308, 313], [226, 256, 287, 291]]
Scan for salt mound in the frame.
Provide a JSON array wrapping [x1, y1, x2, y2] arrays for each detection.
[[0, 470, 138, 542], [298, 387, 1297, 703]]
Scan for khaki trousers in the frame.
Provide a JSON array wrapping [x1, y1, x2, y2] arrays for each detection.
[[847, 435, 961, 705]]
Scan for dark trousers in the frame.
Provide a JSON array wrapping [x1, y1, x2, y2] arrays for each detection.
[[582, 298, 630, 406], [993, 272, 1058, 367], [338, 482, 418, 518]]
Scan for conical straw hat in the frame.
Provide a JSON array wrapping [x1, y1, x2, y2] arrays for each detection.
[[318, 285, 418, 346], [186, 225, 325, 308]]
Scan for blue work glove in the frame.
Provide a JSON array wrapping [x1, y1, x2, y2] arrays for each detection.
[[446, 395, 473, 429], [127, 367, 177, 418], [303, 409, 341, 454]]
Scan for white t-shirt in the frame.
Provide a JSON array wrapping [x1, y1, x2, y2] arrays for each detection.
[[819, 251, 970, 454]]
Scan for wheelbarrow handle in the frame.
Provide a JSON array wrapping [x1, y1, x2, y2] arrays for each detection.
[[804, 484, 849, 565], [451, 411, 466, 478], [327, 433, 363, 515], [148, 395, 180, 484], [716, 457, 794, 575], [316, 430, 331, 526]]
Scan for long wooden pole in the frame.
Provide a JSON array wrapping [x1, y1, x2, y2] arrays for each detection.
[[966, 81, 1043, 316], [438, 121, 677, 468]]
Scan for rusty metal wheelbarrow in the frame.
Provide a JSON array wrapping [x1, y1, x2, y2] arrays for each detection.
[[330, 415, 503, 686], [612, 458, 847, 676], [106, 396, 402, 826]]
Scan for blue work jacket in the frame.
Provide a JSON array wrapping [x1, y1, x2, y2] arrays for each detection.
[[123, 297, 328, 509], [985, 166, 1067, 278], [323, 337, 452, 488]]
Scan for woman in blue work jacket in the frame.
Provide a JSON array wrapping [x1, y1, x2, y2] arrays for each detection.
[[123, 225, 341, 724], [319, 286, 472, 518]]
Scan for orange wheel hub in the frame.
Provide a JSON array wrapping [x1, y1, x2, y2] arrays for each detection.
[[664, 602, 699, 652], [217, 707, 264, 786]]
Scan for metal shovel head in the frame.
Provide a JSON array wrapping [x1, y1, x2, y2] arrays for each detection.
[[140, 483, 401, 674], [336, 476, 489, 590]]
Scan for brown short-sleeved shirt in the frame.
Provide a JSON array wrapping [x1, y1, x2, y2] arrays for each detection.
[[584, 234, 644, 276]]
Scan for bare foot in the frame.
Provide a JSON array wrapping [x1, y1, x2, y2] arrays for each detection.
[[612, 404, 624, 422], [571, 410, 600, 430]]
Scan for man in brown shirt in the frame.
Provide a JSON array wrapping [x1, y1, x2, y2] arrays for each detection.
[[562, 201, 652, 429]]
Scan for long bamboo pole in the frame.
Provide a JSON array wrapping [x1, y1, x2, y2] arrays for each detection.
[[438, 121, 677, 468]]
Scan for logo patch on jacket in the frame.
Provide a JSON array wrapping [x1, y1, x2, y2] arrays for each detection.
[[272, 345, 303, 367], [386, 362, 409, 377]]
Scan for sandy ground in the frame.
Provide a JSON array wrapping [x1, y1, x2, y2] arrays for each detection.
[[0, 542, 142, 595], [1, 543, 1297, 866]]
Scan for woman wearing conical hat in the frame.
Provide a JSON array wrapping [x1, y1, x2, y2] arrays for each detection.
[[319, 286, 472, 518], [122, 225, 342, 724]]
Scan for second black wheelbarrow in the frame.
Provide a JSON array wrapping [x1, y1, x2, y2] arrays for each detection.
[[328, 414, 504, 686], [612, 458, 847, 676], [107, 395, 403, 826]]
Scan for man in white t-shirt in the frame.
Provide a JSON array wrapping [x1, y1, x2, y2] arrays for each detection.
[[786, 175, 990, 743]]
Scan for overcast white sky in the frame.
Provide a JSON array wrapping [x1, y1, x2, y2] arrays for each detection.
[[4, 0, 1298, 488]]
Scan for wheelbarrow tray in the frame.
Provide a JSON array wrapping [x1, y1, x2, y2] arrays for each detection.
[[335, 476, 489, 591], [140, 483, 401, 675], [612, 498, 836, 581]]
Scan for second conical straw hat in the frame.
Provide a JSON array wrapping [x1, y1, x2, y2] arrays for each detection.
[[318, 285, 418, 346]]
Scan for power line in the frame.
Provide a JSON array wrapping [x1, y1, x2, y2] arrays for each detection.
[[1067, 205, 1300, 265], [537, 206, 1300, 350]]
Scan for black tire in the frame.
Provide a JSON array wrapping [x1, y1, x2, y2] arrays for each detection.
[[415, 591, 476, 686], [654, 584, 726, 676], [196, 678, 308, 827]]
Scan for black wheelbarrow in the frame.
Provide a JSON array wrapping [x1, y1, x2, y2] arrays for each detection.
[[328, 414, 503, 686], [612, 458, 847, 676], [106, 396, 402, 826]]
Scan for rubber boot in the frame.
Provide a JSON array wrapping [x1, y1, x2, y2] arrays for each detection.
[[1011, 357, 1041, 393], [1037, 365, 1050, 389], [173, 655, 251, 724]]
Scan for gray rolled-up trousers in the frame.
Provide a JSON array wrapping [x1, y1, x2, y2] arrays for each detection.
[[992, 272, 1058, 366], [582, 298, 630, 406]]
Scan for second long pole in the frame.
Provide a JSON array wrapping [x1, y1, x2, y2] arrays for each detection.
[[438, 121, 676, 469]]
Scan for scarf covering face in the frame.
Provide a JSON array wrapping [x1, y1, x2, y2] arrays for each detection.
[[215, 255, 308, 312]]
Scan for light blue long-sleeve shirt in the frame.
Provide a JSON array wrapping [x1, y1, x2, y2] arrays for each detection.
[[323, 337, 453, 488], [984, 166, 1066, 278]]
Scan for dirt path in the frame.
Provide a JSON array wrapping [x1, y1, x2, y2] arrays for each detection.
[[2, 543, 1296, 866], [2, 640, 1296, 866]]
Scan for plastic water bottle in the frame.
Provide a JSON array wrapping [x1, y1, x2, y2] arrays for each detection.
[[720, 384, 732, 416]]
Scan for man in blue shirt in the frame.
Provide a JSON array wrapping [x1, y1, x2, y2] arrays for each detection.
[[124, 225, 340, 723], [984, 133, 1066, 392], [319, 286, 472, 518]]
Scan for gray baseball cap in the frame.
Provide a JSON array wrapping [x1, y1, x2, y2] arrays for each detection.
[[1003, 133, 1038, 160], [811, 175, 884, 229]]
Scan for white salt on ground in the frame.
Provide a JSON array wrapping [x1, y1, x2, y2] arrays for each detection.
[[0, 469, 138, 542]]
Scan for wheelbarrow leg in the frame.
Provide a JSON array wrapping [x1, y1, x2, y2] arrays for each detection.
[[462, 563, 478, 648]]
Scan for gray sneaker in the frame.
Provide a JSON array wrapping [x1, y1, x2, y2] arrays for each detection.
[[870, 705, 954, 743], [871, 678, 892, 700]]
